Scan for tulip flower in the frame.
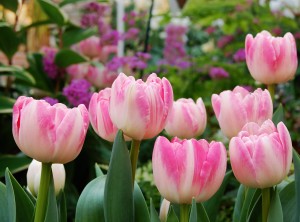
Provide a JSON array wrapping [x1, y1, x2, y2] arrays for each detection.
[[245, 30, 297, 84], [27, 159, 65, 196], [12, 96, 89, 164], [110, 73, 173, 140], [164, 98, 207, 139], [211, 86, 273, 138], [159, 199, 171, 222], [72, 36, 102, 59], [229, 120, 292, 188], [152, 136, 227, 204], [86, 65, 118, 88]]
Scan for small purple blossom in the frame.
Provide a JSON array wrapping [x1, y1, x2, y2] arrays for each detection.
[[106, 57, 126, 71], [122, 28, 140, 40], [233, 48, 246, 62], [217, 35, 234, 48], [209, 67, 229, 79], [63, 79, 92, 107], [42, 47, 59, 79], [43, 97, 59, 106], [100, 30, 119, 46]]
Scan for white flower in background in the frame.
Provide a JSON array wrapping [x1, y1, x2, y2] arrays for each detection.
[[170, 17, 191, 27], [151, 15, 163, 30], [212, 18, 224, 27]]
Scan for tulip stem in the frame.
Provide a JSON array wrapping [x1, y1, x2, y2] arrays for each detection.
[[180, 204, 190, 222], [34, 162, 52, 222], [130, 139, 141, 188], [267, 84, 275, 101], [262, 188, 271, 222]]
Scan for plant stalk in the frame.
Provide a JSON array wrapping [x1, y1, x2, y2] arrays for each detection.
[[262, 187, 271, 222], [267, 84, 275, 102], [129, 139, 141, 188], [180, 204, 190, 222]]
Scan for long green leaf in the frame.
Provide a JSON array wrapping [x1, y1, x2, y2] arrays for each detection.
[[54, 49, 88, 67], [0, 66, 36, 85], [0, 154, 32, 178], [0, 24, 19, 60], [272, 104, 284, 125], [57, 191, 67, 222], [197, 202, 210, 222], [44, 170, 59, 222], [38, 0, 67, 26], [166, 206, 179, 222], [104, 130, 134, 222], [267, 188, 283, 222], [150, 198, 160, 222], [62, 27, 98, 48], [0, 96, 15, 114], [0, 0, 18, 12], [5, 168, 34, 222], [134, 182, 150, 222], [189, 199, 197, 222], [293, 149, 300, 222], [0, 182, 8, 222]]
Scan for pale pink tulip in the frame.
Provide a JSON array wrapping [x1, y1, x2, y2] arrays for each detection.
[[72, 36, 101, 59], [99, 45, 118, 63], [164, 98, 207, 139], [12, 96, 89, 164], [152, 136, 227, 204], [110, 73, 173, 140], [66, 63, 89, 79], [159, 199, 170, 222], [212, 86, 273, 138], [89, 88, 118, 142], [245, 30, 298, 84], [86, 65, 118, 88], [229, 120, 292, 188]]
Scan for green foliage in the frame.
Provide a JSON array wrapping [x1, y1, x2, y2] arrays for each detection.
[[55, 49, 88, 67], [38, 0, 67, 26], [62, 27, 98, 48], [293, 149, 300, 222], [0, 0, 18, 12], [0, 154, 32, 178], [0, 96, 15, 114], [0, 24, 20, 60], [0, 65, 36, 85]]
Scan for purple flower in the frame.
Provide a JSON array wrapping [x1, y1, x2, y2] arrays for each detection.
[[100, 30, 119, 46], [122, 28, 140, 40], [209, 67, 229, 79], [42, 97, 59, 106], [42, 47, 59, 79], [217, 35, 234, 48], [106, 57, 126, 71], [63, 79, 92, 107], [233, 48, 246, 62]]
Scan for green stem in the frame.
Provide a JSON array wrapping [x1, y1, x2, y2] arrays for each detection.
[[267, 84, 275, 102], [34, 162, 52, 222], [180, 204, 190, 222], [129, 139, 141, 188], [262, 188, 271, 222]]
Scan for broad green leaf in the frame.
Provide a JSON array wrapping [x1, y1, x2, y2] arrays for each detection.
[[0, 24, 19, 60], [44, 170, 59, 222], [246, 192, 262, 222], [134, 182, 150, 222], [38, 0, 67, 26], [0, 182, 8, 222], [104, 130, 134, 222], [279, 180, 296, 222], [54, 49, 88, 67], [0, 0, 18, 12], [150, 198, 160, 222], [189, 199, 197, 222], [0, 96, 15, 114], [293, 149, 300, 222], [272, 104, 284, 125], [166, 206, 179, 222], [5, 168, 34, 222], [0, 154, 31, 177], [0, 65, 36, 85], [196, 202, 210, 222], [57, 191, 67, 222], [62, 27, 98, 48], [95, 163, 104, 177], [203, 170, 232, 222], [59, 0, 108, 7], [267, 189, 283, 222]]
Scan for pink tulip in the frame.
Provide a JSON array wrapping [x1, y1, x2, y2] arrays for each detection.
[[229, 120, 292, 188], [164, 98, 207, 139], [86, 65, 118, 88], [110, 73, 173, 140], [72, 36, 101, 59], [212, 86, 273, 138], [12, 96, 89, 164], [66, 63, 89, 79], [89, 88, 118, 142], [245, 30, 298, 84], [159, 199, 170, 222], [152, 136, 227, 204]]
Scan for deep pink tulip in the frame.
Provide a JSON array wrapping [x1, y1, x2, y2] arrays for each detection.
[[164, 98, 207, 139], [72, 36, 101, 59], [110, 73, 173, 140], [12, 96, 89, 164], [89, 88, 118, 142], [212, 86, 273, 138], [229, 120, 292, 188], [152, 136, 227, 204], [245, 30, 298, 84]]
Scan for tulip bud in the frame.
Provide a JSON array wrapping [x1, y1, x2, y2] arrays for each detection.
[[12, 96, 89, 164], [165, 98, 207, 139], [229, 120, 292, 188], [27, 159, 65, 196], [159, 199, 170, 222], [211, 86, 273, 138], [245, 30, 298, 84], [152, 136, 227, 204]]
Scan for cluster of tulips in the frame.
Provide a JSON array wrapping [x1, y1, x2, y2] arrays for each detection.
[[12, 30, 298, 221]]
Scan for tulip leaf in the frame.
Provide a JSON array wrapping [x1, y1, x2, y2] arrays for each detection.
[[267, 188, 283, 222], [104, 130, 134, 222], [167, 206, 179, 222], [57, 191, 67, 222], [44, 170, 59, 222], [134, 182, 150, 222], [62, 27, 98, 48], [0, 182, 8, 222], [95, 163, 104, 177], [5, 168, 35, 222], [0, 65, 36, 85], [0, 23, 20, 60], [189, 199, 197, 222], [197, 202, 210, 222], [150, 198, 160, 222], [293, 149, 300, 222], [0, 96, 15, 114], [279, 180, 296, 222], [272, 104, 284, 125], [0, 0, 18, 12], [54, 49, 88, 67], [38, 0, 67, 26], [246, 192, 262, 222]]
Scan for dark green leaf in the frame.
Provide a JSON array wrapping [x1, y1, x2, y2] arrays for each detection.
[[95, 163, 104, 177], [104, 130, 133, 222], [167, 206, 179, 222], [150, 198, 160, 222], [0, 154, 31, 177], [44, 170, 59, 222], [5, 168, 34, 222], [279, 180, 296, 222], [38, 0, 67, 26], [59, 0, 108, 7], [0, 96, 15, 114], [0, 182, 8, 222], [62, 27, 98, 48], [272, 104, 284, 125], [189, 199, 197, 222], [196, 202, 210, 222], [0, 24, 19, 60], [54, 49, 88, 67], [0, 65, 36, 85], [0, 0, 18, 12], [57, 191, 67, 222], [267, 188, 283, 222], [293, 149, 300, 222], [134, 182, 150, 222]]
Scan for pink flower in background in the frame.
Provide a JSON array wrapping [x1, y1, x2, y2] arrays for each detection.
[[211, 86, 273, 138], [86, 65, 118, 88], [99, 45, 118, 63], [12, 96, 89, 164], [72, 36, 101, 59], [229, 120, 292, 188], [66, 63, 89, 79], [209, 67, 229, 79], [109, 73, 173, 140], [233, 48, 246, 62], [152, 136, 227, 203], [165, 98, 207, 139], [245, 30, 298, 84], [217, 35, 234, 48], [122, 28, 140, 40]]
